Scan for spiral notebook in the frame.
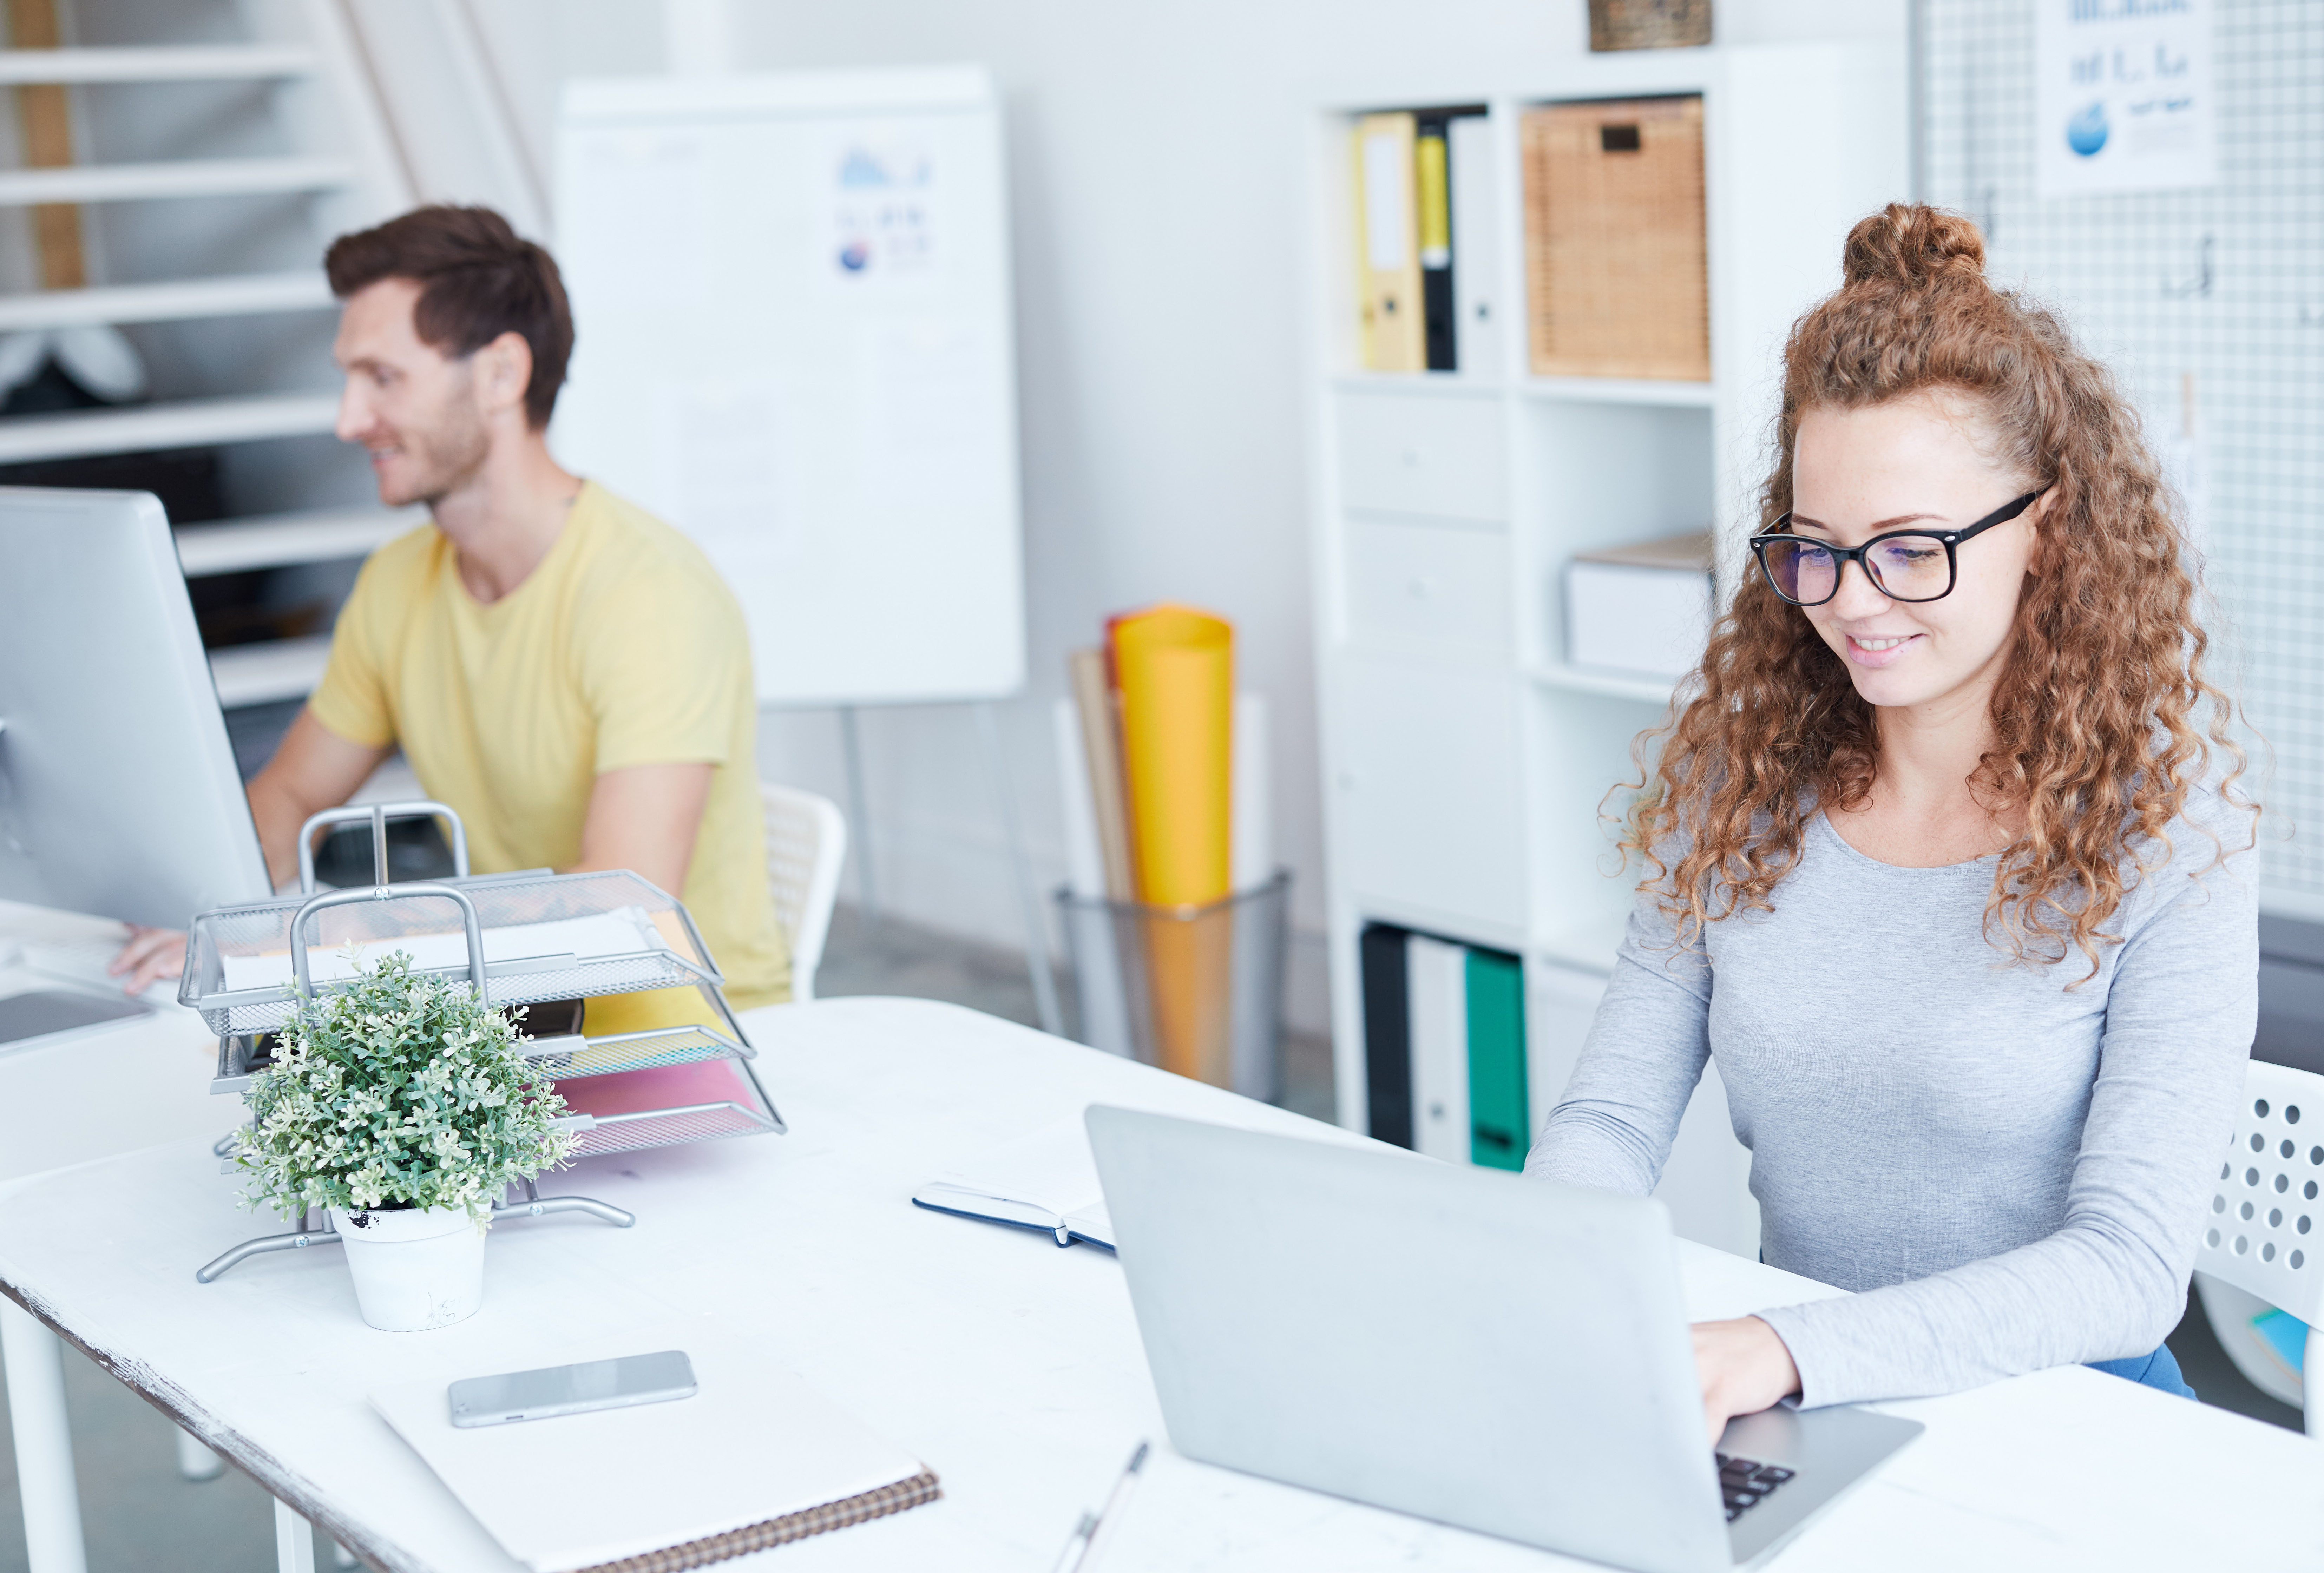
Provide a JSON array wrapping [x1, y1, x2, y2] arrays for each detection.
[[372, 1341, 937, 1571]]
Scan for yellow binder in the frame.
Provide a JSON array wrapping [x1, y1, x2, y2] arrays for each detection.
[[1352, 112, 1424, 373], [1108, 604, 1234, 1082]]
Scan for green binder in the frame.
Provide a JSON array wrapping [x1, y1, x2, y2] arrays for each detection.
[[1464, 948, 1527, 1170]]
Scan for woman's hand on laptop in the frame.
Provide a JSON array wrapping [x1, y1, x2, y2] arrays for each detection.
[[1691, 1316, 1801, 1445]]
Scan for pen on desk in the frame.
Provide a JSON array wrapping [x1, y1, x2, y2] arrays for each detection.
[[1048, 1511, 1099, 1573], [1070, 1440, 1150, 1573]]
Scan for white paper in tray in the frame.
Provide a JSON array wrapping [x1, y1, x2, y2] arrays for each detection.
[[218, 909, 664, 993], [371, 1340, 925, 1573]]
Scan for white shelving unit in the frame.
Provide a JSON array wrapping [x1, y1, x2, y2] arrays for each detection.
[[0, 43, 317, 83], [0, 6, 415, 732], [208, 632, 333, 708], [0, 270, 333, 331], [0, 391, 340, 463], [0, 154, 353, 205], [172, 504, 421, 577], [1305, 43, 1907, 1255]]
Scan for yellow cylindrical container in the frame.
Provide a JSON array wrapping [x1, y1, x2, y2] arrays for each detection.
[[1107, 604, 1234, 1082]]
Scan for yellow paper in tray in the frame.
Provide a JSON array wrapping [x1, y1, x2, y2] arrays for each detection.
[[582, 985, 718, 1038], [583, 909, 727, 1036], [1108, 604, 1234, 1084]]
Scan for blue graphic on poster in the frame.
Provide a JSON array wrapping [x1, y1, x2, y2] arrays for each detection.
[[2066, 101, 2109, 157], [829, 137, 939, 285]]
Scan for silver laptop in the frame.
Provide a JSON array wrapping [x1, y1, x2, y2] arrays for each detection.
[[1086, 1107, 1922, 1573]]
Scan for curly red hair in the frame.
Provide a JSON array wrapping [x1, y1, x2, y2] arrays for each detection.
[[1626, 203, 2249, 975]]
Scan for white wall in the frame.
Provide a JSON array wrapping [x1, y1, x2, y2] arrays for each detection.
[[453, 0, 1906, 1032]]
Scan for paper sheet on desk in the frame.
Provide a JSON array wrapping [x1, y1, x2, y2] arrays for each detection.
[[370, 1340, 929, 1573], [218, 910, 663, 993]]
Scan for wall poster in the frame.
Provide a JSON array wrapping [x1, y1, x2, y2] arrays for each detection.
[[2035, 0, 2217, 199]]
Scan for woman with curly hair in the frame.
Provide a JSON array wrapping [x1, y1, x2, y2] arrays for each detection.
[[1524, 202, 2257, 1439]]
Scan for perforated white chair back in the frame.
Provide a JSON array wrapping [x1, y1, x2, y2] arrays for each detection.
[[2193, 1057, 2324, 1436], [760, 782, 846, 1005], [2197, 1059, 2324, 1325]]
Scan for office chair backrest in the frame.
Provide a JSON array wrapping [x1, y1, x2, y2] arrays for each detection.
[[2193, 1057, 2324, 1435], [760, 781, 847, 1004]]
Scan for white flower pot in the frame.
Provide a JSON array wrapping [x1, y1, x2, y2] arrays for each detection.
[[329, 1205, 488, 1331]]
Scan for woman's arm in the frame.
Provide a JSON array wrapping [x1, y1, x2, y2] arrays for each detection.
[[1754, 850, 2257, 1407], [1524, 891, 1716, 1196]]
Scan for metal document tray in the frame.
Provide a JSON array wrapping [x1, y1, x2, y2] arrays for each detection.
[[193, 804, 785, 1283], [526, 1022, 752, 1079], [179, 869, 722, 1037], [555, 1054, 785, 1159]]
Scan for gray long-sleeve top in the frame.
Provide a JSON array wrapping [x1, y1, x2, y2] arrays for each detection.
[[1523, 797, 2257, 1408]]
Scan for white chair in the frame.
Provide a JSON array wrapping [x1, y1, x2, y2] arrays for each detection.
[[2191, 1058, 2324, 1437], [761, 781, 847, 1003]]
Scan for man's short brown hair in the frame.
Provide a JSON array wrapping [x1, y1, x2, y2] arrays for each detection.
[[325, 205, 573, 429]]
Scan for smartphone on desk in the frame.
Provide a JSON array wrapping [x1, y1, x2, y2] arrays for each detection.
[[448, 1350, 697, 1428]]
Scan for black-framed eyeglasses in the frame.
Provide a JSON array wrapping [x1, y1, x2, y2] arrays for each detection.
[[1747, 489, 2047, 606]]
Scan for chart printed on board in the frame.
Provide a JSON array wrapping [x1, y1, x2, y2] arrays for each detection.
[[2035, 0, 2217, 199]]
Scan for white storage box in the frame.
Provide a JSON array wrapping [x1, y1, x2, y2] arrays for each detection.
[[1563, 531, 1714, 679]]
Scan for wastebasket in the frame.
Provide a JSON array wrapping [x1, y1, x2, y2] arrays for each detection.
[[1057, 870, 1289, 1103]]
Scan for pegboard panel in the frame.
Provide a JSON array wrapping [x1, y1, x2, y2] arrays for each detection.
[[1919, 0, 2324, 902]]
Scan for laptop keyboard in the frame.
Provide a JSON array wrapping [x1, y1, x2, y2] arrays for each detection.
[[19, 936, 132, 985], [1715, 1454, 1794, 1522]]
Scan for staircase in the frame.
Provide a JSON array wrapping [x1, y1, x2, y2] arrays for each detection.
[[0, 1, 420, 755]]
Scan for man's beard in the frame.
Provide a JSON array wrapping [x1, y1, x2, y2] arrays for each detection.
[[383, 406, 491, 508]]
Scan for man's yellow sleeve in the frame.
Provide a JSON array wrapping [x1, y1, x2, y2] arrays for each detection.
[[306, 553, 398, 749], [580, 560, 749, 773]]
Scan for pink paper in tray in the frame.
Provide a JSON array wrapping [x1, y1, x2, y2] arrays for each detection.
[[555, 1057, 753, 1118]]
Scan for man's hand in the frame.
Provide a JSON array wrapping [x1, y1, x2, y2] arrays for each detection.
[[109, 924, 186, 995], [1692, 1316, 1801, 1446]]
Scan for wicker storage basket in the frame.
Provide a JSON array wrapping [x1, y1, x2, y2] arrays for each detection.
[[1521, 95, 1709, 382], [1588, 0, 1713, 52]]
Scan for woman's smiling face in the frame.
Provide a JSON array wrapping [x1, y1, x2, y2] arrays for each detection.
[[1786, 390, 2045, 715]]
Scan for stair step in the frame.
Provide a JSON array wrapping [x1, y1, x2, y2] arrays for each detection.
[[175, 506, 422, 577], [0, 271, 332, 331], [0, 45, 317, 84], [209, 634, 332, 710], [0, 392, 339, 465], [0, 157, 352, 208]]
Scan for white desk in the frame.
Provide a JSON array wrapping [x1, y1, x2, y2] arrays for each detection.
[[0, 899, 226, 1186], [2, 996, 2321, 1572]]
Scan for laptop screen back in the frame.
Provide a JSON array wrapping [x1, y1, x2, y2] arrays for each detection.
[[1087, 1106, 1735, 1573]]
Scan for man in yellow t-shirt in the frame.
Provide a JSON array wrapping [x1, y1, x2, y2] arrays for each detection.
[[115, 205, 787, 1011]]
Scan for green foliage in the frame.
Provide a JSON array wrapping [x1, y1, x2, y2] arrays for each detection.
[[238, 951, 575, 1220]]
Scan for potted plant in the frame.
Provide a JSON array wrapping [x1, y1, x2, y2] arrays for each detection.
[[236, 951, 576, 1331]]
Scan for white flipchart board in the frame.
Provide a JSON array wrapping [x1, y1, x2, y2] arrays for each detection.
[[552, 67, 1025, 706]]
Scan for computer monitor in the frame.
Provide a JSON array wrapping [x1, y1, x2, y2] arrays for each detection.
[[0, 487, 271, 1041]]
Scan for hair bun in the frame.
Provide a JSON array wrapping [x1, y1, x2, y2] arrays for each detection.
[[1842, 203, 1986, 291]]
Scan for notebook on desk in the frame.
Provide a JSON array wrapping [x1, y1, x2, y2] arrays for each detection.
[[912, 1107, 1393, 1253], [372, 1340, 937, 1572], [912, 1115, 1117, 1249]]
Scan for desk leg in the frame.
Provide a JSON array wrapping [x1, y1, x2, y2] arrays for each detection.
[[174, 1422, 225, 1480], [274, 1499, 317, 1573], [0, 1298, 89, 1573]]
